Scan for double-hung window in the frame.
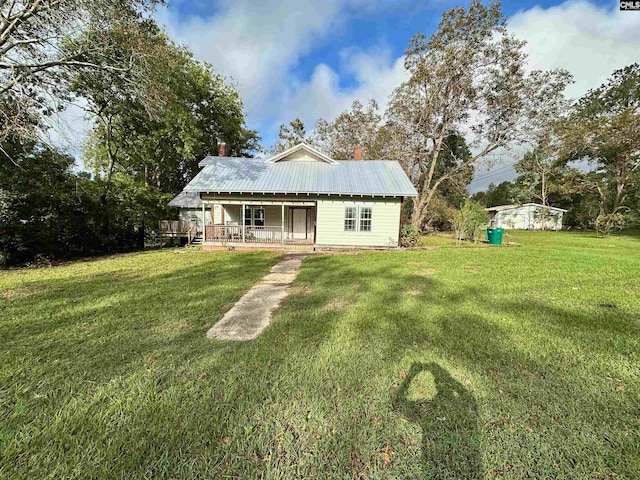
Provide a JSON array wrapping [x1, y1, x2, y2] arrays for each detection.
[[344, 205, 372, 232], [359, 207, 372, 232], [244, 206, 265, 226], [344, 207, 357, 231]]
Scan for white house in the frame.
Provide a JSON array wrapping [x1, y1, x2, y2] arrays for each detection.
[[486, 203, 567, 231], [165, 143, 418, 250]]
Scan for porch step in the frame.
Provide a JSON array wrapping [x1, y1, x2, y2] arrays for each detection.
[[284, 244, 315, 252], [190, 236, 203, 246]]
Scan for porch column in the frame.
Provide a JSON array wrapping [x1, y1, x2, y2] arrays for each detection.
[[281, 203, 285, 243], [201, 203, 206, 241], [242, 203, 246, 243]]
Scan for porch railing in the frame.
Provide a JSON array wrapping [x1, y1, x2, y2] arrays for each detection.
[[160, 220, 194, 235], [159, 220, 198, 244], [205, 225, 283, 244]]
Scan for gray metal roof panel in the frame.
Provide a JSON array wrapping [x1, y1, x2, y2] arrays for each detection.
[[168, 191, 203, 208], [184, 157, 417, 197]]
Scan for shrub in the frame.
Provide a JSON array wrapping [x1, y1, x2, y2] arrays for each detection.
[[452, 200, 489, 244], [595, 213, 625, 237], [400, 224, 421, 247]]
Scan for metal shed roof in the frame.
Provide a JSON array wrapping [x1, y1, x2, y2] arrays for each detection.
[[183, 156, 418, 197], [486, 203, 567, 213], [168, 191, 203, 208]]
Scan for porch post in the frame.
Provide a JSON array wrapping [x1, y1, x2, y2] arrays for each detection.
[[201, 203, 206, 241], [281, 203, 285, 243], [242, 203, 246, 243]]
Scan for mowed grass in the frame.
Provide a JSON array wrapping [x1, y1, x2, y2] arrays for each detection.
[[1, 232, 639, 479]]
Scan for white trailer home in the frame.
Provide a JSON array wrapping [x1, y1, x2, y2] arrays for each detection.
[[487, 203, 567, 231]]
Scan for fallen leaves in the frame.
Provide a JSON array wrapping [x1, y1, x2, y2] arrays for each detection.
[[381, 445, 394, 467]]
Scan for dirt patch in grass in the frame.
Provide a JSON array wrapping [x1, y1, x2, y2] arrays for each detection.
[[0, 285, 50, 299], [289, 285, 312, 296], [325, 298, 352, 310], [416, 268, 438, 276], [405, 289, 422, 297], [155, 318, 191, 334], [468, 265, 481, 272]]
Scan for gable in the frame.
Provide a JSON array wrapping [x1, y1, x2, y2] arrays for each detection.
[[266, 143, 337, 164]]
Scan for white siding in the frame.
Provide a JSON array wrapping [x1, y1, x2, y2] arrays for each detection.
[[276, 150, 323, 162], [315, 198, 401, 247], [492, 205, 563, 230], [178, 208, 207, 232]]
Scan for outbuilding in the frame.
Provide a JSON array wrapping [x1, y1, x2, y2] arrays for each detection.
[[486, 203, 566, 231]]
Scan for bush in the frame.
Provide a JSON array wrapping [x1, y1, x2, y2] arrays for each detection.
[[400, 224, 421, 247], [452, 200, 489, 244], [595, 213, 625, 237]]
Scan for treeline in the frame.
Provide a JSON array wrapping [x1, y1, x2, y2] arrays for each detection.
[[0, 138, 171, 265], [472, 63, 640, 231], [2, 1, 638, 265], [1, 0, 257, 266], [270, 2, 639, 234]]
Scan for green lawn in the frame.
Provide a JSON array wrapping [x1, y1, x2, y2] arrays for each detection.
[[1, 232, 639, 479]]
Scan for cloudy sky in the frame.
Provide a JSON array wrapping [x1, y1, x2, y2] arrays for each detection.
[[54, 0, 640, 192]]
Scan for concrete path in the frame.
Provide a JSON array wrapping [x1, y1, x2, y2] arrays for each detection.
[[206, 255, 306, 341]]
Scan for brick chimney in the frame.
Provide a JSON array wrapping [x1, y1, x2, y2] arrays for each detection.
[[354, 145, 362, 161], [217, 142, 227, 157]]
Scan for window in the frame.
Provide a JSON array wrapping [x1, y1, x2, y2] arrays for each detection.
[[344, 207, 357, 231], [253, 207, 265, 226], [344, 206, 372, 232], [359, 207, 372, 232], [244, 206, 265, 226]]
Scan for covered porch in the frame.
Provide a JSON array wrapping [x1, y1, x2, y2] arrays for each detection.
[[202, 200, 316, 246]]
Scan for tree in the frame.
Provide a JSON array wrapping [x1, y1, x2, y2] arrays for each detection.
[[270, 118, 307, 154], [452, 200, 488, 245], [0, 0, 161, 142], [558, 64, 640, 217], [312, 100, 382, 160], [515, 149, 566, 229], [74, 23, 257, 194], [385, 1, 572, 229], [472, 181, 520, 207], [0, 132, 171, 267]]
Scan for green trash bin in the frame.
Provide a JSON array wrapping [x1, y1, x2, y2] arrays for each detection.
[[486, 228, 504, 245]]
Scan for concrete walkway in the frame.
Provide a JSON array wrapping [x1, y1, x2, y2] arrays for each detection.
[[206, 255, 306, 341]]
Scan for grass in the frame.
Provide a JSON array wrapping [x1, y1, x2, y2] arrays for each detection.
[[1, 232, 639, 479]]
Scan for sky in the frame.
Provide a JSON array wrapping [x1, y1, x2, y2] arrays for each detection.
[[51, 0, 640, 192]]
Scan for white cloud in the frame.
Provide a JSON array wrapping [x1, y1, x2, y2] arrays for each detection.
[[510, 0, 640, 100], [156, 1, 370, 128], [46, 0, 639, 186], [278, 46, 408, 132], [470, 0, 640, 193]]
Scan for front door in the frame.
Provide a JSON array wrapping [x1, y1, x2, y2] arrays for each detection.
[[292, 208, 307, 239]]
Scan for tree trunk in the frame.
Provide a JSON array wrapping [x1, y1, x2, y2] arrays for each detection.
[[540, 169, 547, 231]]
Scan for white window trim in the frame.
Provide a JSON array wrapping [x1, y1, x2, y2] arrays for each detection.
[[344, 205, 373, 233], [244, 206, 265, 227], [344, 206, 357, 232], [359, 206, 372, 232]]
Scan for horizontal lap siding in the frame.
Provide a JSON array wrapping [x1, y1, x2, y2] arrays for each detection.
[[316, 199, 401, 247], [178, 208, 207, 231]]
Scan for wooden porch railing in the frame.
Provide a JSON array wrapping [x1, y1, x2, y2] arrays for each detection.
[[159, 220, 197, 244], [159, 220, 194, 235], [205, 225, 283, 244]]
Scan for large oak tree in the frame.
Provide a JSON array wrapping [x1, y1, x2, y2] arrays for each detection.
[[0, 0, 162, 142], [386, 1, 571, 228]]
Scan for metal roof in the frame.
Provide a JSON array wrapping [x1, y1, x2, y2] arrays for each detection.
[[487, 203, 567, 213], [183, 156, 418, 197], [168, 191, 204, 208]]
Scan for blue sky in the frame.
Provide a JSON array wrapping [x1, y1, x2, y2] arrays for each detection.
[[53, 1, 640, 191]]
